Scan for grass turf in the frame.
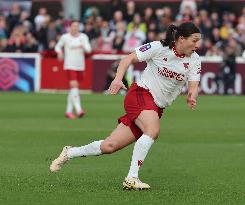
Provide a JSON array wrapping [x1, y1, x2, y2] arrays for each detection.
[[0, 92, 245, 205]]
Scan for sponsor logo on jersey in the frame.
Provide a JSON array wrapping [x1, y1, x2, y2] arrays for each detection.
[[139, 43, 151, 52], [157, 67, 185, 81], [197, 68, 201, 74], [183, 63, 189, 70]]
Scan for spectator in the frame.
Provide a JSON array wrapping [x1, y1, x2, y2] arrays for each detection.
[[219, 45, 237, 95], [24, 32, 38, 53], [127, 13, 147, 34], [34, 7, 48, 31], [6, 3, 21, 34], [125, 1, 136, 23], [123, 25, 146, 53]]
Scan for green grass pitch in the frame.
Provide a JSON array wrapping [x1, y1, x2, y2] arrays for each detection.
[[0, 92, 245, 205]]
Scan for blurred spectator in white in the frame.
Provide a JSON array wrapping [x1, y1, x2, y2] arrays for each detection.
[[34, 7, 48, 31], [179, 0, 197, 18], [242, 49, 245, 58], [176, 5, 194, 23]]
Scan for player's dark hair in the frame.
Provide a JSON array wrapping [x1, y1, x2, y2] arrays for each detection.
[[160, 22, 200, 49]]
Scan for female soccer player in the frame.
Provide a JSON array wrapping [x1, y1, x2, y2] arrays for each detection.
[[50, 22, 202, 190], [55, 21, 91, 119]]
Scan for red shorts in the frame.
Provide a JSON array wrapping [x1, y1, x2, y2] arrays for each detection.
[[66, 70, 84, 82], [118, 83, 164, 140]]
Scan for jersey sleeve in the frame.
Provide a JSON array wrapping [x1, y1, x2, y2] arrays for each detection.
[[135, 41, 161, 62], [187, 56, 201, 81], [55, 35, 65, 53], [82, 34, 92, 53]]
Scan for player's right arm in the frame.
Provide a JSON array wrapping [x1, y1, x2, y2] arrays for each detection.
[[108, 52, 139, 95], [109, 41, 161, 95], [55, 35, 65, 60]]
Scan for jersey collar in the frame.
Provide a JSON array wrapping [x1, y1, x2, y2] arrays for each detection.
[[172, 46, 185, 58]]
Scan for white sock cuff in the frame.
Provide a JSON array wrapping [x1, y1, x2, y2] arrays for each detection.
[[138, 134, 154, 145], [92, 140, 104, 155], [71, 88, 79, 95]]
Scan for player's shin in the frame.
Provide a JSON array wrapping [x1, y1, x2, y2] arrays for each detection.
[[127, 134, 154, 178], [67, 140, 104, 158]]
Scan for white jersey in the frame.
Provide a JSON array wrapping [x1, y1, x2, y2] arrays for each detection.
[[55, 33, 91, 71], [135, 41, 201, 108]]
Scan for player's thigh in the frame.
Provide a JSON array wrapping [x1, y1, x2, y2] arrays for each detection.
[[69, 80, 79, 88], [134, 110, 160, 137], [101, 123, 136, 153]]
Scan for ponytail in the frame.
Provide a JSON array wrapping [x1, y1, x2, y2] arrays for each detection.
[[160, 24, 178, 49], [160, 22, 200, 49]]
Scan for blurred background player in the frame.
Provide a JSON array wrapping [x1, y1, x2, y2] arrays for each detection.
[[50, 22, 201, 190], [103, 60, 129, 94], [215, 44, 237, 95], [55, 21, 91, 119]]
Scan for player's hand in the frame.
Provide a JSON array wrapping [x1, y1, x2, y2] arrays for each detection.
[[187, 92, 197, 110], [57, 52, 63, 61], [108, 79, 127, 95]]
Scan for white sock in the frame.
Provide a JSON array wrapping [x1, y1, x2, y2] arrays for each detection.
[[127, 134, 154, 178], [67, 140, 103, 159], [70, 88, 82, 114], [66, 90, 73, 113]]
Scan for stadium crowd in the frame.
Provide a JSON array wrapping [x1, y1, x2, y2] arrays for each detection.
[[0, 0, 245, 57]]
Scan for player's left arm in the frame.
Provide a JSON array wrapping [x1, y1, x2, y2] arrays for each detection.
[[187, 81, 199, 110], [187, 56, 201, 110], [80, 35, 92, 53]]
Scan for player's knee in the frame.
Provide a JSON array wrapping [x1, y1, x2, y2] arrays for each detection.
[[70, 80, 79, 88], [101, 142, 117, 154], [145, 126, 160, 140]]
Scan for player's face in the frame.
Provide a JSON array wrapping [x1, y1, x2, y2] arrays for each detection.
[[70, 22, 80, 34], [182, 33, 201, 56]]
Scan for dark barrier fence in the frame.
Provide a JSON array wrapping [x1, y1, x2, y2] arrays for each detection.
[[92, 55, 245, 95]]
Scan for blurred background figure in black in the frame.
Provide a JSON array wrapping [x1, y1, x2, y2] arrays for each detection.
[[104, 60, 128, 94], [215, 43, 237, 95]]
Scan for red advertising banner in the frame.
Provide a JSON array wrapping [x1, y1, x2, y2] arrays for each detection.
[[41, 58, 92, 90], [92, 55, 245, 95]]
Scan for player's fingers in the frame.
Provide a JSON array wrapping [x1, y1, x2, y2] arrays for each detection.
[[187, 92, 192, 98], [122, 84, 127, 90]]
